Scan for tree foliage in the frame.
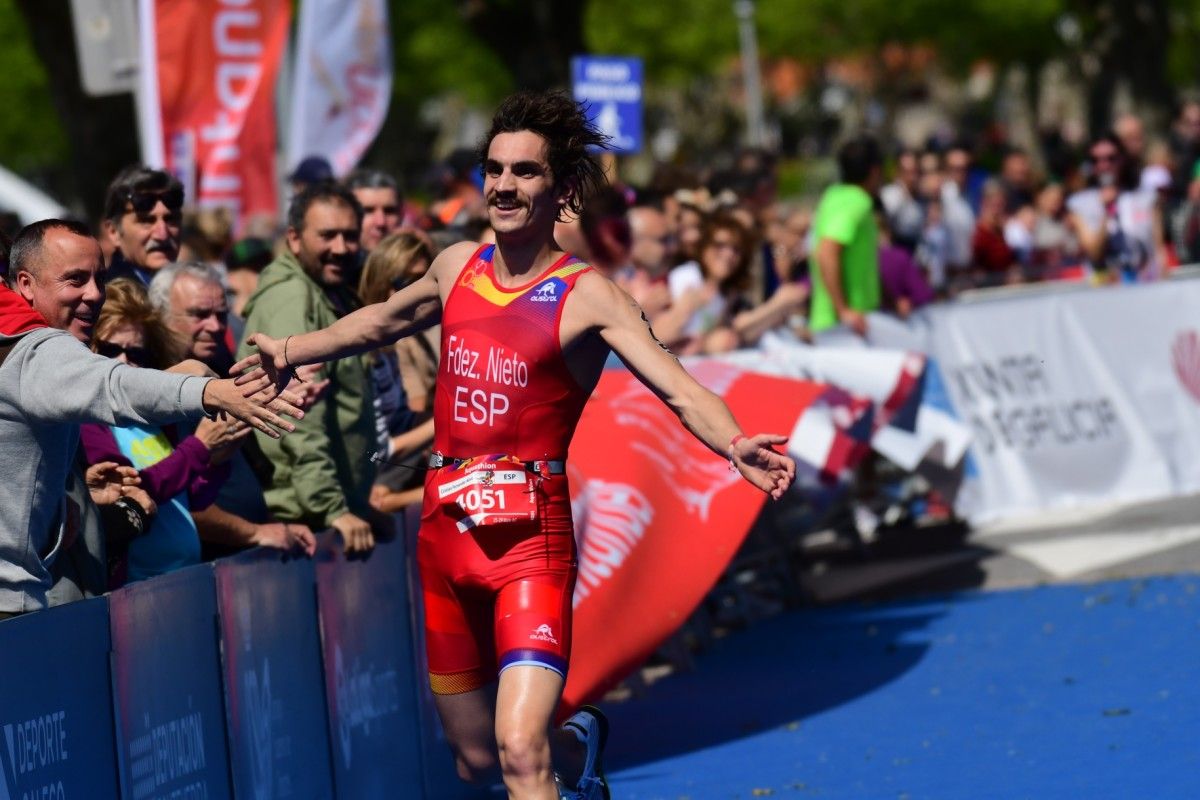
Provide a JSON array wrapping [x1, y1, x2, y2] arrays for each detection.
[[0, 0, 68, 174]]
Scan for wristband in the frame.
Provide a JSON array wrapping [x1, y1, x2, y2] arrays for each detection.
[[283, 335, 305, 382], [728, 433, 746, 471]]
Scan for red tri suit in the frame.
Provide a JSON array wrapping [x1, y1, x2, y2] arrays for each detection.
[[419, 243, 593, 695]]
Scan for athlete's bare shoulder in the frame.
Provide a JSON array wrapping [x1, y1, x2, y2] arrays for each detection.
[[559, 267, 649, 352], [568, 268, 626, 325], [430, 240, 486, 285]]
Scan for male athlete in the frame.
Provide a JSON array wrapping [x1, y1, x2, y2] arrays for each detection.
[[243, 90, 796, 800]]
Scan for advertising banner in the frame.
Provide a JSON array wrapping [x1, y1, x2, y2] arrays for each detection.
[[914, 282, 1195, 523], [561, 363, 836, 709], [214, 550, 335, 799], [0, 599, 119, 800], [138, 0, 290, 227], [110, 565, 233, 800], [314, 533, 424, 795], [287, 0, 392, 177]]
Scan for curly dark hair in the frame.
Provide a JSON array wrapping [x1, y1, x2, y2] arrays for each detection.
[[479, 90, 610, 218]]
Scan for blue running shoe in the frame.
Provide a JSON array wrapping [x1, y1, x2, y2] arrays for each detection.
[[562, 705, 610, 800]]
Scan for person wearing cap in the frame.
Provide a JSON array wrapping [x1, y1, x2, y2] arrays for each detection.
[[101, 165, 185, 286], [288, 155, 335, 196]]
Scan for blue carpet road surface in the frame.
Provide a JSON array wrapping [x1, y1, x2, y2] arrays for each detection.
[[602, 575, 1200, 799]]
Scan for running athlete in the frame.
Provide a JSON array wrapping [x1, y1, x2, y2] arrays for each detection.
[[242, 90, 796, 800]]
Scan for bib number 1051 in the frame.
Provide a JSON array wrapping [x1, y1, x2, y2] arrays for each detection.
[[457, 486, 507, 512]]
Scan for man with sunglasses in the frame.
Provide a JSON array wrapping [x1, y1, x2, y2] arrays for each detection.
[[101, 166, 185, 285]]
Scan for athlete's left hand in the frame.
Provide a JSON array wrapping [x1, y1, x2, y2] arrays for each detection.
[[731, 433, 796, 500]]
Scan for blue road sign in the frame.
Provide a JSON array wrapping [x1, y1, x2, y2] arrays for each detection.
[[572, 56, 644, 154]]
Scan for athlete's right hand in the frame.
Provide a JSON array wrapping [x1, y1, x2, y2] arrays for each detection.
[[234, 334, 290, 396], [331, 511, 375, 555]]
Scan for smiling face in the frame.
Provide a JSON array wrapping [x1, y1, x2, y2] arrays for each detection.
[[287, 200, 361, 287], [15, 228, 106, 343], [483, 130, 566, 240]]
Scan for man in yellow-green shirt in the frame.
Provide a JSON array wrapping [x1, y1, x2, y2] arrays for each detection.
[[810, 136, 884, 334]]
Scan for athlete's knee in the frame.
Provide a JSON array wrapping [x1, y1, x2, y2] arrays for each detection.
[[452, 744, 499, 785], [496, 726, 552, 781]]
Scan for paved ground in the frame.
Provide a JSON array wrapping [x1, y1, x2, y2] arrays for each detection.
[[800, 493, 1200, 604], [599, 495, 1200, 799]]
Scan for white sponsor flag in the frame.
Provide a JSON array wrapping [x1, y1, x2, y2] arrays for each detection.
[[287, 0, 392, 177]]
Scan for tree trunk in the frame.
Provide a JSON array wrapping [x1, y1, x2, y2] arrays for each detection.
[[1082, 0, 1173, 137]]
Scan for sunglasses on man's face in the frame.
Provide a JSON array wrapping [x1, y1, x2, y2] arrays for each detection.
[[95, 340, 150, 364], [125, 187, 185, 216]]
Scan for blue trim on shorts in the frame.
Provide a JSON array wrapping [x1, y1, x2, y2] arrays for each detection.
[[499, 649, 568, 677]]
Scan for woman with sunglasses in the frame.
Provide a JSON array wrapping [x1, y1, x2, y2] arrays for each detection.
[[80, 278, 249, 585], [357, 232, 438, 511], [1067, 132, 1166, 283]]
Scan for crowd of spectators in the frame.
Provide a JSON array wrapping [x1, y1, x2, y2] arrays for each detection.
[[4, 96, 1200, 618]]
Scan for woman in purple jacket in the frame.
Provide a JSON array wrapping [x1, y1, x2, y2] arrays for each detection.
[[80, 279, 247, 584]]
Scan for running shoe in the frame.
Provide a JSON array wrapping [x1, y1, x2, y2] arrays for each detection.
[[562, 704, 610, 800]]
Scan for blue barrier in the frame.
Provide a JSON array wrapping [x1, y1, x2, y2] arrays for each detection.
[[214, 548, 336, 799], [0, 520, 479, 799], [109, 564, 233, 800], [315, 530, 425, 797], [400, 508, 487, 800], [0, 597, 119, 800]]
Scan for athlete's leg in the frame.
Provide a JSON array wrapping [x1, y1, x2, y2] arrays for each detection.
[[433, 682, 500, 784], [491, 568, 587, 797], [494, 665, 570, 800]]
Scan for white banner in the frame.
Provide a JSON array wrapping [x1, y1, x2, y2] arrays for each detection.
[[287, 0, 392, 177], [880, 279, 1200, 524]]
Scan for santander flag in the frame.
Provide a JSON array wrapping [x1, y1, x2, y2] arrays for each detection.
[[137, 0, 289, 228], [561, 363, 853, 711], [287, 0, 392, 177]]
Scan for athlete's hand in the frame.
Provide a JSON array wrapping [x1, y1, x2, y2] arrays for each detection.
[[331, 511, 375, 555], [731, 433, 796, 500], [234, 334, 290, 396]]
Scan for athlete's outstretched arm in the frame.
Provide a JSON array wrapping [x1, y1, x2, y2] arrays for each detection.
[[579, 274, 796, 499], [239, 241, 476, 392]]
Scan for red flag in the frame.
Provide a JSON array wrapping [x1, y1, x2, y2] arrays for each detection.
[[561, 363, 829, 710], [139, 0, 290, 229]]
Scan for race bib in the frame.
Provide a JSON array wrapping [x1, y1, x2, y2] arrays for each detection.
[[435, 455, 539, 532]]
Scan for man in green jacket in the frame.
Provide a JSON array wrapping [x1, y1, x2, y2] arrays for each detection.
[[237, 183, 384, 552]]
